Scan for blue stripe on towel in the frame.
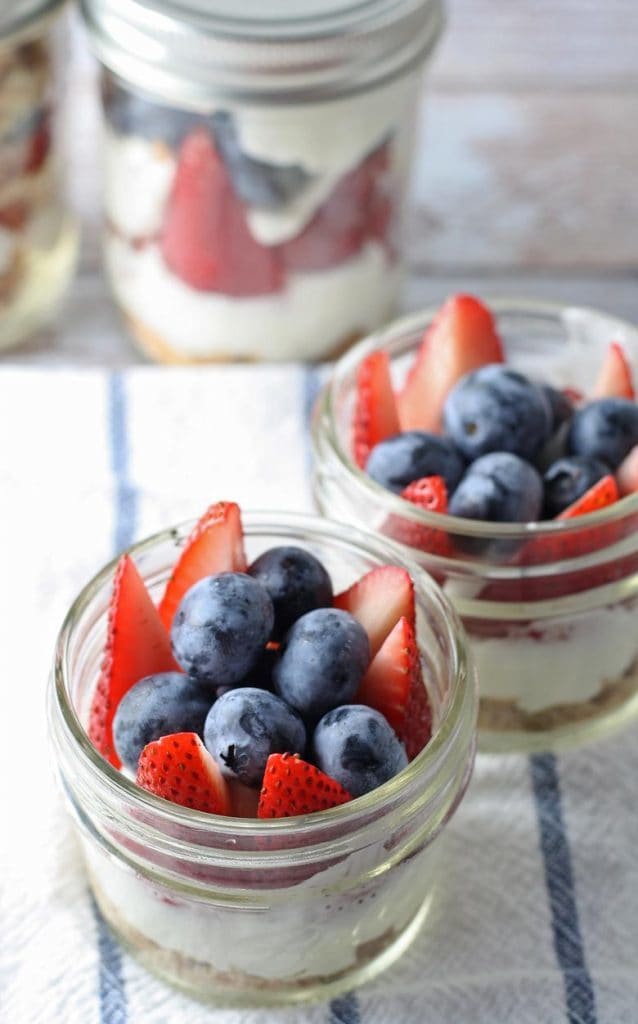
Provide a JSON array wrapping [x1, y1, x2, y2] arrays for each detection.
[[530, 753, 597, 1024], [329, 992, 361, 1024], [91, 897, 128, 1024]]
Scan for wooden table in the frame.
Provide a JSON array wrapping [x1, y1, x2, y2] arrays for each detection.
[[8, 0, 638, 366]]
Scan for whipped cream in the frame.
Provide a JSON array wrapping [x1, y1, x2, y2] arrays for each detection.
[[105, 235, 398, 361], [105, 131, 176, 239], [471, 603, 638, 713]]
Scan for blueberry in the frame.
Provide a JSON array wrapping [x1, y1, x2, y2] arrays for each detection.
[[449, 452, 543, 523], [365, 431, 465, 495], [203, 688, 306, 788], [112, 672, 213, 773], [171, 573, 274, 687], [541, 384, 575, 431], [215, 645, 279, 699], [443, 365, 552, 461], [313, 705, 408, 798], [102, 76, 198, 148], [248, 546, 333, 640], [543, 455, 609, 517], [273, 609, 370, 722], [567, 398, 638, 469], [210, 112, 311, 208]]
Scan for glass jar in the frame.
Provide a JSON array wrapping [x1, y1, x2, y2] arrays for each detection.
[[0, 0, 78, 350], [48, 511, 476, 1005], [80, 0, 444, 363], [312, 301, 638, 754]]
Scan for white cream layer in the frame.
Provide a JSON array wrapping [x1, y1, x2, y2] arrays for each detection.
[[105, 235, 398, 361], [471, 603, 638, 713]]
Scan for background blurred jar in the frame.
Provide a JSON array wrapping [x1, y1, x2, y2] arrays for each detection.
[[0, 0, 78, 351], [80, 0, 445, 364]]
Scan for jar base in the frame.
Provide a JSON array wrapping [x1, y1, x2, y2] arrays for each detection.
[[90, 876, 433, 1007]]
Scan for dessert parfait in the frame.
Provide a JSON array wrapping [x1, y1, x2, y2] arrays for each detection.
[[0, 1, 77, 350], [80, 0, 445, 361], [49, 503, 477, 1004], [312, 296, 638, 752]]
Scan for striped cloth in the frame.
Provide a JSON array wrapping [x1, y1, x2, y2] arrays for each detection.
[[1, 365, 637, 1024]]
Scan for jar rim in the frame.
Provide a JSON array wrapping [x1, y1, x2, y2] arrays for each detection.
[[0, 0, 66, 44], [316, 298, 638, 542], [80, 0, 444, 107], [51, 510, 476, 840]]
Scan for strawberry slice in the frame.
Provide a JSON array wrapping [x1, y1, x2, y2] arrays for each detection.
[[161, 128, 283, 295], [382, 476, 452, 555], [397, 294, 504, 432], [559, 474, 619, 520], [137, 733, 231, 814], [88, 555, 178, 767], [334, 566, 415, 656], [617, 445, 638, 496], [257, 753, 351, 818], [593, 341, 635, 400], [159, 501, 247, 630], [352, 350, 400, 469], [355, 616, 421, 733], [400, 669, 433, 761]]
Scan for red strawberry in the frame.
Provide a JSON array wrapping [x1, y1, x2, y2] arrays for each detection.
[[159, 501, 247, 630], [382, 476, 451, 555], [355, 616, 421, 733], [617, 445, 638, 496], [25, 117, 51, 174], [161, 128, 283, 295], [397, 294, 504, 432], [257, 753, 351, 818], [559, 474, 619, 521], [88, 555, 179, 767], [334, 565, 415, 656], [137, 733, 231, 814], [352, 350, 400, 469], [0, 202, 28, 231], [400, 669, 433, 761], [593, 341, 635, 400]]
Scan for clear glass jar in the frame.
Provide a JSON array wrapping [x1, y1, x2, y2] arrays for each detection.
[[80, 0, 444, 363], [312, 301, 638, 754], [48, 511, 476, 1006], [0, 1, 78, 350]]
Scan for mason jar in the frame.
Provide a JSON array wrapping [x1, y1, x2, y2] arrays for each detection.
[[0, 0, 78, 350], [312, 301, 638, 753], [80, 0, 444, 363], [48, 511, 477, 1005]]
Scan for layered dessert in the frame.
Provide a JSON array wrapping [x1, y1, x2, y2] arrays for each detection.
[[347, 294, 638, 738], [73, 501, 448, 997], [101, 73, 414, 362]]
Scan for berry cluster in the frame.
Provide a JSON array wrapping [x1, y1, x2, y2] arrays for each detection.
[[87, 503, 432, 819]]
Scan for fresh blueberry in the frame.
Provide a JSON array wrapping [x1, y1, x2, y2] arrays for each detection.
[[443, 365, 552, 461], [215, 645, 278, 698], [112, 672, 213, 773], [248, 546, 333, 640], [210, 112, 311, 208], [273, 608, 370, 722], [365, 431, 465, 495], [312, 705, 408, 798], [102, 76, 198, 148], [203, 688, 306, 788], [543, 455, 609, 517], [567, 397, 638, 469], [171, 573, 274, 687], [541, 384, 575, 431], [449, 452, 543, 523]]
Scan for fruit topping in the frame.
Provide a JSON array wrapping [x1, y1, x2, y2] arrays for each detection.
[[88, 555, 178, 768], [334, 565, 415, 656], [355, 615, 421, 733], [203, 688, 306, 788], [541, 384, 576, 431], [113, 672, 213, 774], [273, 608, 370, 722], [137, 732, 231, 814], [248, 545, 333, 641], [312, 705, 408, 798], [399, 669, 433, 761], [558, 474, 619, 519], [542, 456, 609, 518], [171, 572, 274, 687], [353, 350, 401, 469], [383, 476, 451, 554], [593, 341, 635, 400], [159, 501, 247, 629], [567, 397, 638, 469], [365, 431, 465, 495], [397, 294, 504, 432], [449, 452, 543, 524], [257, 752, 351, 819], [161, 128, 284, 295], [443, 365, 552, 463], [616, 445, 638, 496]]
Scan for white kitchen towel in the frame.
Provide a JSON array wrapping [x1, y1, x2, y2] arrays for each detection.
[[1, 366, 637, 1024]]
